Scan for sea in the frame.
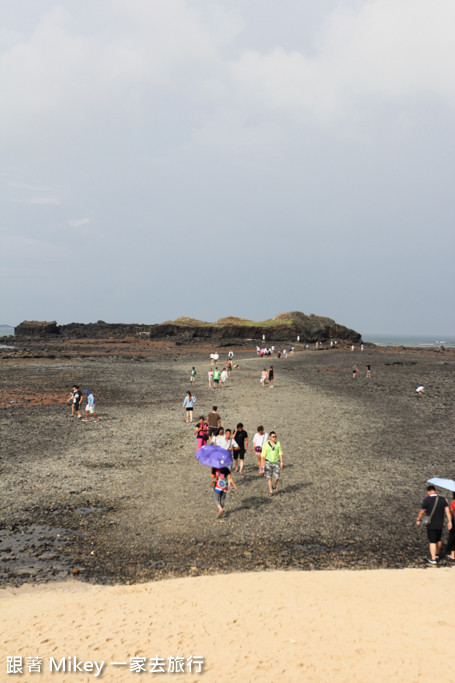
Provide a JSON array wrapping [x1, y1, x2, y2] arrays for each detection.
[[363, 334, 455, 349]]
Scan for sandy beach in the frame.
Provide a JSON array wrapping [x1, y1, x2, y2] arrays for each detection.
[[1, 568, 454, 682], [1, 340, 454, 680]]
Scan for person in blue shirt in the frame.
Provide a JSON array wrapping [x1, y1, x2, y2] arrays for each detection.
[[83, 390, 99, 422]]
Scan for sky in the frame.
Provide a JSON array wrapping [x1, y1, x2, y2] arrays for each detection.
[[1, 0, 454, 335]]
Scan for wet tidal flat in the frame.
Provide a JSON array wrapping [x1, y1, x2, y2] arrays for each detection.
[[1, 341, 454, 586]]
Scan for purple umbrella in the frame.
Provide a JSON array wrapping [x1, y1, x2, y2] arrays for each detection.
[[195, 444, 233, 468]]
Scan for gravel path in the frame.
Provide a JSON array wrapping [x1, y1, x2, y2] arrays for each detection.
[[1, 344, 454, 585]]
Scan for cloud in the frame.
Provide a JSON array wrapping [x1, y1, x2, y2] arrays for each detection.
[[11, 197, 60, 205], [0, 2, 238, 147], [0, 234, 69, 265], [8, 181, 48, 192], [1, 0, 453, 154], [27, 197, 60, 205], [225, 0, 455, 124], [68, 218, 90, 227]]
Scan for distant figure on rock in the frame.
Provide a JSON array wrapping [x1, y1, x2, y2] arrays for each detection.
[[416, 385, 426, 395], [352, 365, 358, 378], [268, 366, 275, 388], [189, 367, 196, 385], [366, 363, 371, 378]]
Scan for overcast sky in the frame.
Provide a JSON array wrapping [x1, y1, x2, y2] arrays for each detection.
[[1, 0, 454, 335]]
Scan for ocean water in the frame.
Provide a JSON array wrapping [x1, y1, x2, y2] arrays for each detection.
[[363, 333, 455, 349], [0, 325, 14, 337]]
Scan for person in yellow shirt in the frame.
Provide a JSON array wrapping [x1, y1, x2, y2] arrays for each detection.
[[260, 432, 283, 496]]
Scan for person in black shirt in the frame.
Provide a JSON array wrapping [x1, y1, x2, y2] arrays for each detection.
[[268, 366, 275, 388], [67, 385, 82, 419], [233, 423, 248, 474], [416, 485, 452, 564]]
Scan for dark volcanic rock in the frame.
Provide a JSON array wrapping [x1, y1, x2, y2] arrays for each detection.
[[15, 320, 59, 338], [13, 313, 362, 344]]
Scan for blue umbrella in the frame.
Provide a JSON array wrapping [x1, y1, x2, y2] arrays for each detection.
[[427, 477, 455, 493], [195, 444, 233, 468]]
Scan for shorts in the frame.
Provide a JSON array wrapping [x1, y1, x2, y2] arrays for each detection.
[[86, 405, 95, 414], [264, 460, 281, 479], [208, 426, 218, 437], [234, 449, 245, 460], [186, 407, 193, 411], [427, 528, 443, 543], [214, 379, 219, 384], [74, 402, 80, 410]]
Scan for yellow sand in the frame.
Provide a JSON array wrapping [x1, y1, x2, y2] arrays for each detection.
[[1, 568, 453, 682]]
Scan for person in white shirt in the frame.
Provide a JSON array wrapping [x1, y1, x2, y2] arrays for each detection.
[[252, 426, 268, 471], [215, 428, 239, 457]]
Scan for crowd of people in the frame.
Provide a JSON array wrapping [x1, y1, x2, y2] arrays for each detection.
[[194, 410, 284, 517], [187, 352, 285, 518]]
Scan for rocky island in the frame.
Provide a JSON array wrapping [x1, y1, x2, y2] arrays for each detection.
[[14, 311, 362, 344]]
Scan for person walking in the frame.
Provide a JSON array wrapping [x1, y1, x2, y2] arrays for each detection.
[[182, 391, 196, 423], [220, 368, 228, 387], [260, 432, 283, 496], [211, 466, 238, 518], [208, 368, 214, 388], [213, 366, 221, 388], [215, 428, 240, 461], [67, 385, 82, 419], [260, 368, 267, 388], [268, 366, 275, 388], [416, 485, 452, 564], [352, 365, 358, 378], [82, 389, 99, 422], [207, 406, 221, 440], [233, 423, 248, 474], [195, 416, 209, 451], [189, 367, 196, 385], [366, 363, 371, 378], [252, 426, 268, 471], [446, 493, 455, 562]]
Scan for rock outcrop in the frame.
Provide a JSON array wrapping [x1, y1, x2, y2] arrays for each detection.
[[14, 313, 362, 344], [14, 321, 59, 337]]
